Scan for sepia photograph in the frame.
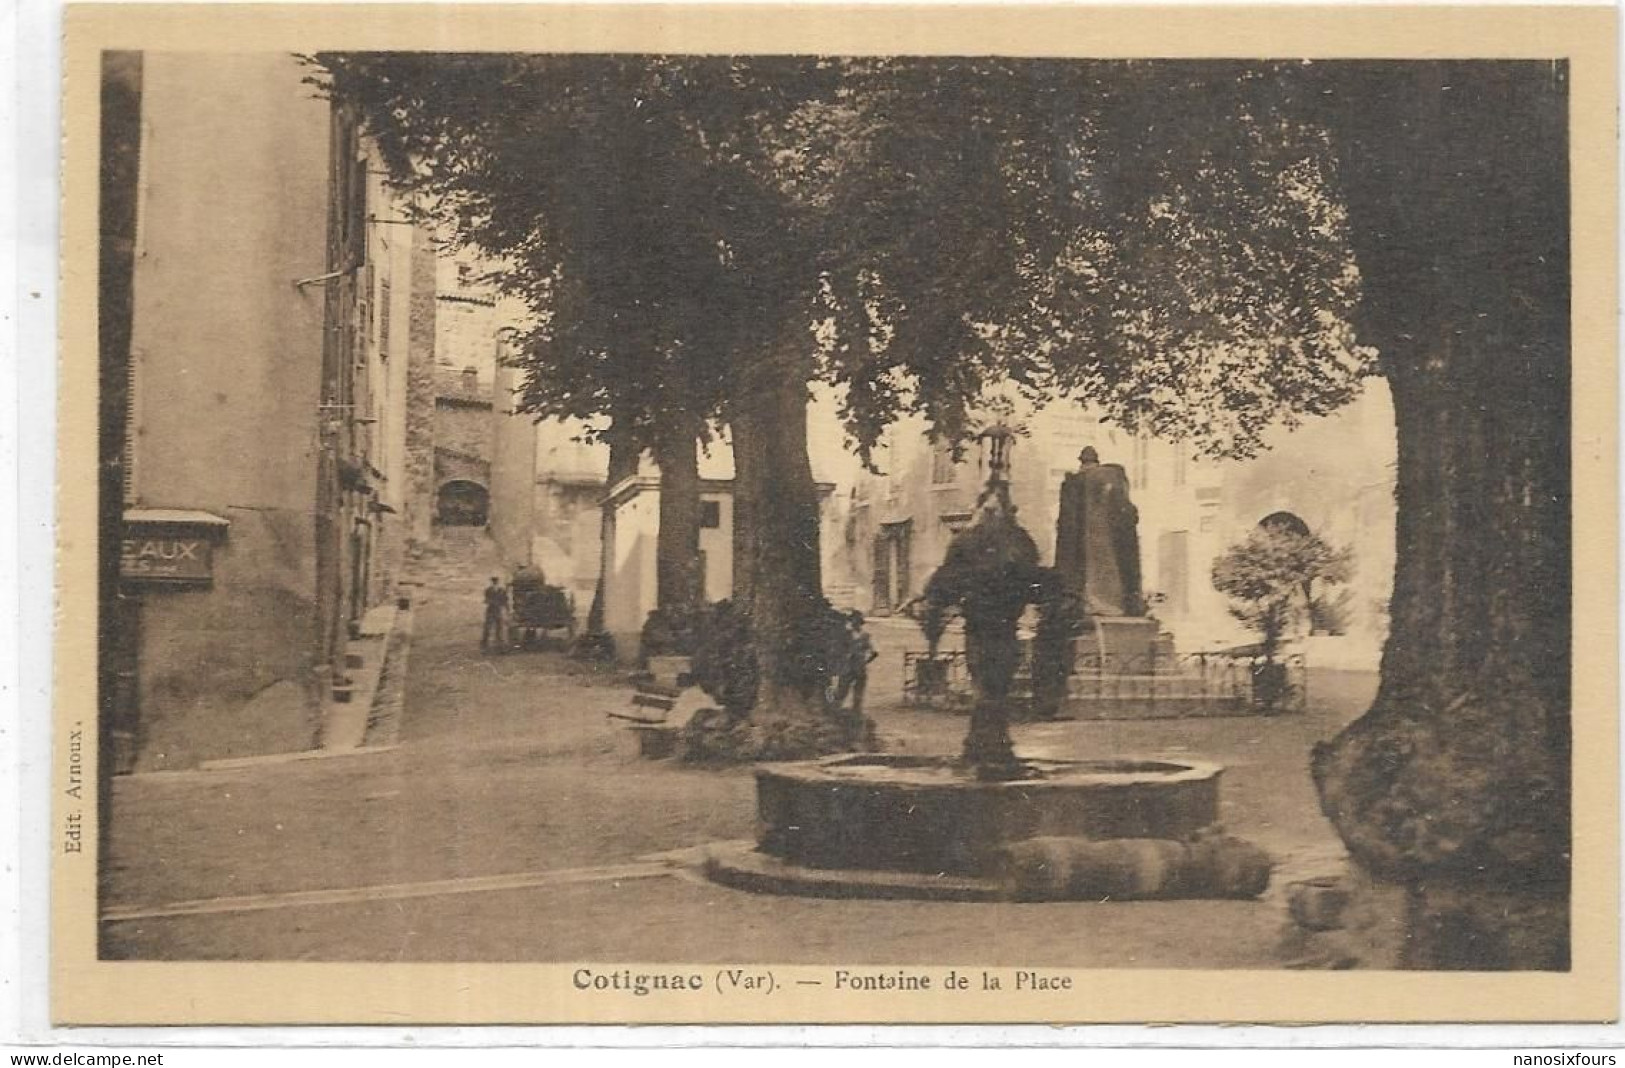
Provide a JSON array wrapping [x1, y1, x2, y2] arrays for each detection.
[[51, 3, 1617, 1026]]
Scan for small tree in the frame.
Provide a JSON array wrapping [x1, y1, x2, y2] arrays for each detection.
[[1211, 525, 1353, 666]]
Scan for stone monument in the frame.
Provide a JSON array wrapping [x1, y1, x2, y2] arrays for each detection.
[[1055, 447, 1143, 616], [1053, 447, 1165, 669]]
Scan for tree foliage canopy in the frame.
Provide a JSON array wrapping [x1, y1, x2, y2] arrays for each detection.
[[311, 55, 1373, 459]]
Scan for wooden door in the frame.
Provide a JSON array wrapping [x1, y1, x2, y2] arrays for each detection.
[[872, 534, 891, 611]]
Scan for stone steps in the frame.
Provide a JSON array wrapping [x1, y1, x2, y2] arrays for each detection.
[[406, 527, 507, 592]]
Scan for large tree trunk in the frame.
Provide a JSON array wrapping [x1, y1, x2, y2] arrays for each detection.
[[729, 355, 827, 721], [651, 411, 703, 615], [730, 412, 758, 609], [1311, 63, 1571, 969]]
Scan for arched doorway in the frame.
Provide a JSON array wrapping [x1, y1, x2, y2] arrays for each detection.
[[1258, 510, 1310, 537], [436, 480, 489, 527]]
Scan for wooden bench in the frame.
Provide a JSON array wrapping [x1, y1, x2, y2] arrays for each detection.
[[609, 681, 683, 726], [610, 675, 706, 759]]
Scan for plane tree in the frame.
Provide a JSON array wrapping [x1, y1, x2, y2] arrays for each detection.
[[316, 54, 765, 623], [318, 54, 1573, 969], [1300, 62, 1572, 970], [1053, 62, 1573, 968], [315, 54, 1367, 732], [774, 63, 1575, 971], [739, 59, 1369, 720]]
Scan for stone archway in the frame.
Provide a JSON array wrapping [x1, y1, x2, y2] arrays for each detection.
[[1258, 511, 1311, 538], [436, 479, 489, 527]]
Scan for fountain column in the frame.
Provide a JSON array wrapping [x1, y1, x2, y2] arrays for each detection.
[[921, 424, 1050, 781]]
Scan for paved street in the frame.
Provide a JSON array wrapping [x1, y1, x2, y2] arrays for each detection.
[[102, 559, 1375, 966]]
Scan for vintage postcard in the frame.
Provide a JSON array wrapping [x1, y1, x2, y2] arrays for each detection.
[[53, 3, 1618, 1027]]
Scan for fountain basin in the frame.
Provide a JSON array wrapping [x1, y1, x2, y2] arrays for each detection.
[[754, 753, 1222, 878]]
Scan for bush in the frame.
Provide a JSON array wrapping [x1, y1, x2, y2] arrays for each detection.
[[678, 706, 877, 765], [688, 600, 759, 720], [1308, 587, 1355, 636], [638, 606, 701, 661], [1250, 660, 1294, 713], [1212, 525, 1353, 659], [688, 597, 860, 721], [678, 598, 877, 763]]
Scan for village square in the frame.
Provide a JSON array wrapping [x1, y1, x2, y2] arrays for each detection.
[[93, 53, 1571, 973]]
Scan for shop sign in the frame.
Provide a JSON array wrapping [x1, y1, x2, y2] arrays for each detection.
[[120, 535, 213, 585], [119, 511, 228, 587]]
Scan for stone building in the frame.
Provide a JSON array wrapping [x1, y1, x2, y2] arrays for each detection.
[[354, 150, 428, 614], [530, 419, 609, 618], [425, 250, 499, 531], [435, 253, 501, 382], [414, 245, 616, 613], [597, 438, 848, 658], [432, 366, 494, 528], [598, 449, 743, 653], [102, 53, 422, 770], [400, 245, 440, 552], [842, 383, 1397, 665], [418, 251, 547, 575], [488, 356, 538, 574]]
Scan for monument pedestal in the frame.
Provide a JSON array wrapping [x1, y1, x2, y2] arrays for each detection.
[[1062, 616, 1230, 720], [1073, 616, 1172, 673]]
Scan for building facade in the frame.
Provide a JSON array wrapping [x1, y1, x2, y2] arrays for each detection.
[[432, 366, 494, 528], [598, 474, 741, 652], [103, 53, 420, 770], [597, 439, 846, 658], [841, 384, 1397, 664], [531, 419, 610, 619], [420, 251, 548, 574]]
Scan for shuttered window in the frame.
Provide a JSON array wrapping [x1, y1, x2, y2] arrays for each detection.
[[378, 279, 391, 359], [122, 349, 141, 506], [1133, 432, 1151, 490]]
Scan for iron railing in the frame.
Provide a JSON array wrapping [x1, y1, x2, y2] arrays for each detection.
[[901, 644, 1307, 716]]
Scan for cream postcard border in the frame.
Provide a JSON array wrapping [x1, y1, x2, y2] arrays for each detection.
[[53, 3, 1620, 1026]]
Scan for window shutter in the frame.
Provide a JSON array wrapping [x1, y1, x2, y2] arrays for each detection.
[[122, 348, 141, 506], [358, 263, 375, 364], [378, 278, 391, 359]]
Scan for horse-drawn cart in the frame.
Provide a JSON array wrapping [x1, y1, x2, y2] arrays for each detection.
[[506, 570, 576, 649]]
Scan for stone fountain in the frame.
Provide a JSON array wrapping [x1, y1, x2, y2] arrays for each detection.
[[704, 426, 1269, 902]]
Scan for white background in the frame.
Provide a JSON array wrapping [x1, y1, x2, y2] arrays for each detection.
[[3, 0, 1622, 1058]]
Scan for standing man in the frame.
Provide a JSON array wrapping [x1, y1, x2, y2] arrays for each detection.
[[845, 611, 879, 716], [481, 576, 509, 652]]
